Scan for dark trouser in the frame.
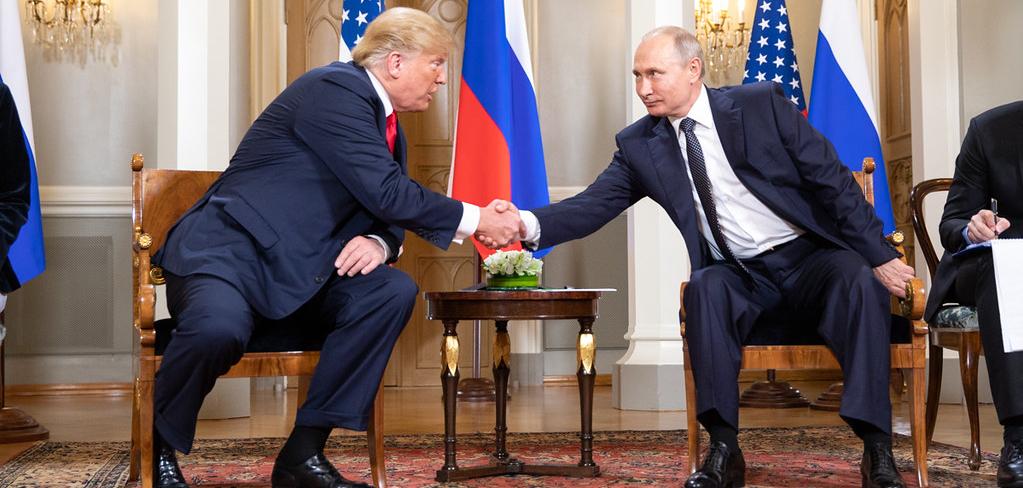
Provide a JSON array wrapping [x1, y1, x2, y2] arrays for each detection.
[[154, 266, 417, 454], [954, 252, 1023, 424], [683, 235, 893, 435]]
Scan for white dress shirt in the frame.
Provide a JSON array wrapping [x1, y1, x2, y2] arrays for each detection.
[[521, 85, 802, 258], [364, 70, 479, 256]]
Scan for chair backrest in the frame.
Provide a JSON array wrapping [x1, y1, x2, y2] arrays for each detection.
[[131, 153, 221, 256], [910, 178, 954, 278], [852, 157, 876, 205]]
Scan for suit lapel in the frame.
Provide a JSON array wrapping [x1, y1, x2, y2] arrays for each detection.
[[395, 121, 408, 172], [708, 90, 747, 168], [646, 118, 707, 268]]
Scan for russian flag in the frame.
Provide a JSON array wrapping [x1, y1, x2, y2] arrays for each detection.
[[808, 0, 896, 233], [449, 0, 549, 258], [1, 0, 46, 289]]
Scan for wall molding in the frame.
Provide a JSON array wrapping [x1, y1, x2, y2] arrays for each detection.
[[549, 186, 584, 203], [39, 185, 132, 218]]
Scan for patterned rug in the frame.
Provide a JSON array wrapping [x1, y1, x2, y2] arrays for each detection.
[[0, 427, 998, 487]]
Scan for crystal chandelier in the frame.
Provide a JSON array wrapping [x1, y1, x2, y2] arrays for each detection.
[[694, 0, 750, 86], [23, 0, 115, 64]]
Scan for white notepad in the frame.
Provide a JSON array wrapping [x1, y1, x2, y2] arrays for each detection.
[[992, 239, 1023, 353]]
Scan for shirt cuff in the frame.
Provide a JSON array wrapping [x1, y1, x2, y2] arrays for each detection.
[[364, 234, 391, 261], [453, 202, 480, 245], [961, 225, 974, 246], [520, 210, 541, 249]]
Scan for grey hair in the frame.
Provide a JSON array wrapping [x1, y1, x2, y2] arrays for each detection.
[[642, 26, 704, 79]]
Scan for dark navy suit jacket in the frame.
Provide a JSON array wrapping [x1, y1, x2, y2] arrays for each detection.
[[924, 101, 1023, 322], [532, 82, 898, 272], [0, 82, 31, 294], [155, 61, 463, 319]]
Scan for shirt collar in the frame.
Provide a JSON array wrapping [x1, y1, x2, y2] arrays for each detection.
[[365, 68, 394, 117], [669, 84, 714, 134]]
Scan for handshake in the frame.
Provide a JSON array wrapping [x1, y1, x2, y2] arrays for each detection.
[[475, 199, 526, 249]]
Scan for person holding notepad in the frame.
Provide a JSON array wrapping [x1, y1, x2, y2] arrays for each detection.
[[925, 100, 1022, 487]]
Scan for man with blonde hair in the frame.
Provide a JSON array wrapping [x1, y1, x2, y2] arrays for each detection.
[[151, 7, 523, 488]]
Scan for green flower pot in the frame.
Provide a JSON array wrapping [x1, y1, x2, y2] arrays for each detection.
[[486, 274, 539, 290]]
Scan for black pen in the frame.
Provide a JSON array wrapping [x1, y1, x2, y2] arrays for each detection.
[[992, 198, 1000, 235]]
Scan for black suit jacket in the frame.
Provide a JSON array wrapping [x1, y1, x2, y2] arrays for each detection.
[[155, 62, 464, 319], [532, 82, 897, 272], [0, 81, 31, 294], [924, 101, 1023, 321]]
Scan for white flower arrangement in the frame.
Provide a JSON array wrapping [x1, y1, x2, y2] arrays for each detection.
[[482, 250, 543, 277]]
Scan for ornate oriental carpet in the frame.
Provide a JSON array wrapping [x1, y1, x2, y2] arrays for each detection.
[[0, 427, 998, 487]]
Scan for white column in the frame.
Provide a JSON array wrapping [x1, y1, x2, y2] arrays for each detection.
[[157, 0, 247, 171], [155, 0, 252, 418], [612, 0, 694, 411]]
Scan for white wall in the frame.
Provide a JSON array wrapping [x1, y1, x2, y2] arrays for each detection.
[[25, 0, 158, 186]]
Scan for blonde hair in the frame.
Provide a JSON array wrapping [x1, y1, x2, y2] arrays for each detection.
[[642, 26, 705, 79], [352, 7, 455, 68]]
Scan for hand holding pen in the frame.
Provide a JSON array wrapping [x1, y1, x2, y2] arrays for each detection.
[[966, 198, 1011, 243]]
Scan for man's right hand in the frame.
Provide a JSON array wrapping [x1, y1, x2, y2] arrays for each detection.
[[476, 199, 525, 249], [967, 209, 1011, 243]]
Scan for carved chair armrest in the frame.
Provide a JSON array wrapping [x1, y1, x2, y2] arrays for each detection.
[[679, 282, 689, 338], [133, 231, 160, 351]]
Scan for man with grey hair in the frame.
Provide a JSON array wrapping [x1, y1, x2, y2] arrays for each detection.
[[490, 26, 914, 488], [151, 7, 524, 488]]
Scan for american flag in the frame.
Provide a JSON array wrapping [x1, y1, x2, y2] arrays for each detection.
[[742, 0, 806, 114], [339, 0, 384, 61]]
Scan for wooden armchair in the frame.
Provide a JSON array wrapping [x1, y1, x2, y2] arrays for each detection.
[[911, 178, 984, 471], [128, 153, 387, 488], [679, 160, 930, 487]]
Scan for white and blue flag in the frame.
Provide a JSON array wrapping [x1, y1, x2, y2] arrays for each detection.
[[808, 0, 895, 233], [1, 0, 46, 291]]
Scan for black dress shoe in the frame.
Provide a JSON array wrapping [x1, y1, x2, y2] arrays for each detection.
[[155, 441, 189, 488], [998, 439, 1023, 487], [860, 442, 906, 488], [271, 452, 371, 488], [684, 441, 745, 488]]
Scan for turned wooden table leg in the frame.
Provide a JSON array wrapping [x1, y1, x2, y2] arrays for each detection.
[[576, 318, 597, 468], [492, 320, 511, 462], [440, 319, 461, 474]]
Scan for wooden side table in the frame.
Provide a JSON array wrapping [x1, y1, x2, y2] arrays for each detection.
[[425, 289, 606, 482]]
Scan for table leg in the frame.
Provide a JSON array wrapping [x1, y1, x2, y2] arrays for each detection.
[[440, 319, 460, 473], [492, 320, 511, 462], [576, 318, 597, 468]]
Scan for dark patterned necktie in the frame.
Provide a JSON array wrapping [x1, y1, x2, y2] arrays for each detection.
[[679, 117, 753, 282]]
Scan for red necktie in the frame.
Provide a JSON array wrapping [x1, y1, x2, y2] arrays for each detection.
[[385, 113, 397, 154]]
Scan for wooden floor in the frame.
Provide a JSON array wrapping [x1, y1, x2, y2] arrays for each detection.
[[0, 381, 1005, 467]]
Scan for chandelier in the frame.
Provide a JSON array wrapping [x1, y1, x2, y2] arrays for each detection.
[[23, 0, 115, 64], [693, 0, 750, 86]]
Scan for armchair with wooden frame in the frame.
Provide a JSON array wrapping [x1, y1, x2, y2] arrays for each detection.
[[911, 177, 984, 471], [128, 153, 388, 488], [679, 160, 930, 487]]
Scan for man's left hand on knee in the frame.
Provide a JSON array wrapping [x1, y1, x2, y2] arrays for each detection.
[[335, 236, 387, 277]]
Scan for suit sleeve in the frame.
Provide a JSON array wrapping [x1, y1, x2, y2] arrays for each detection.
[[768, 84, 899, 267], [367, 221, 404, 263], [292, 76, 463, 250], [939, 118, 988, 253], [0, 84, 31, 265], [531, 136, 645, 249]]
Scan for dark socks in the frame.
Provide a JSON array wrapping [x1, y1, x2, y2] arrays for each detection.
[[1004, 415, 1023, 444], [848, 418, 891, 448], [698, 410, 740, 453], [278, 425, 332, 466]]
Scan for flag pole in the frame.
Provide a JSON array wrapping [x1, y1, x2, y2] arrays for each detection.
[[0, 311, 49, 443], [457, 252, 496, 402]]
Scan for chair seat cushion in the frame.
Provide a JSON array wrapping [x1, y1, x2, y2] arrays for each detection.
[[154, 318, 329, 356], [743, 311, 912, 346], [932, 305, 979, 330]]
